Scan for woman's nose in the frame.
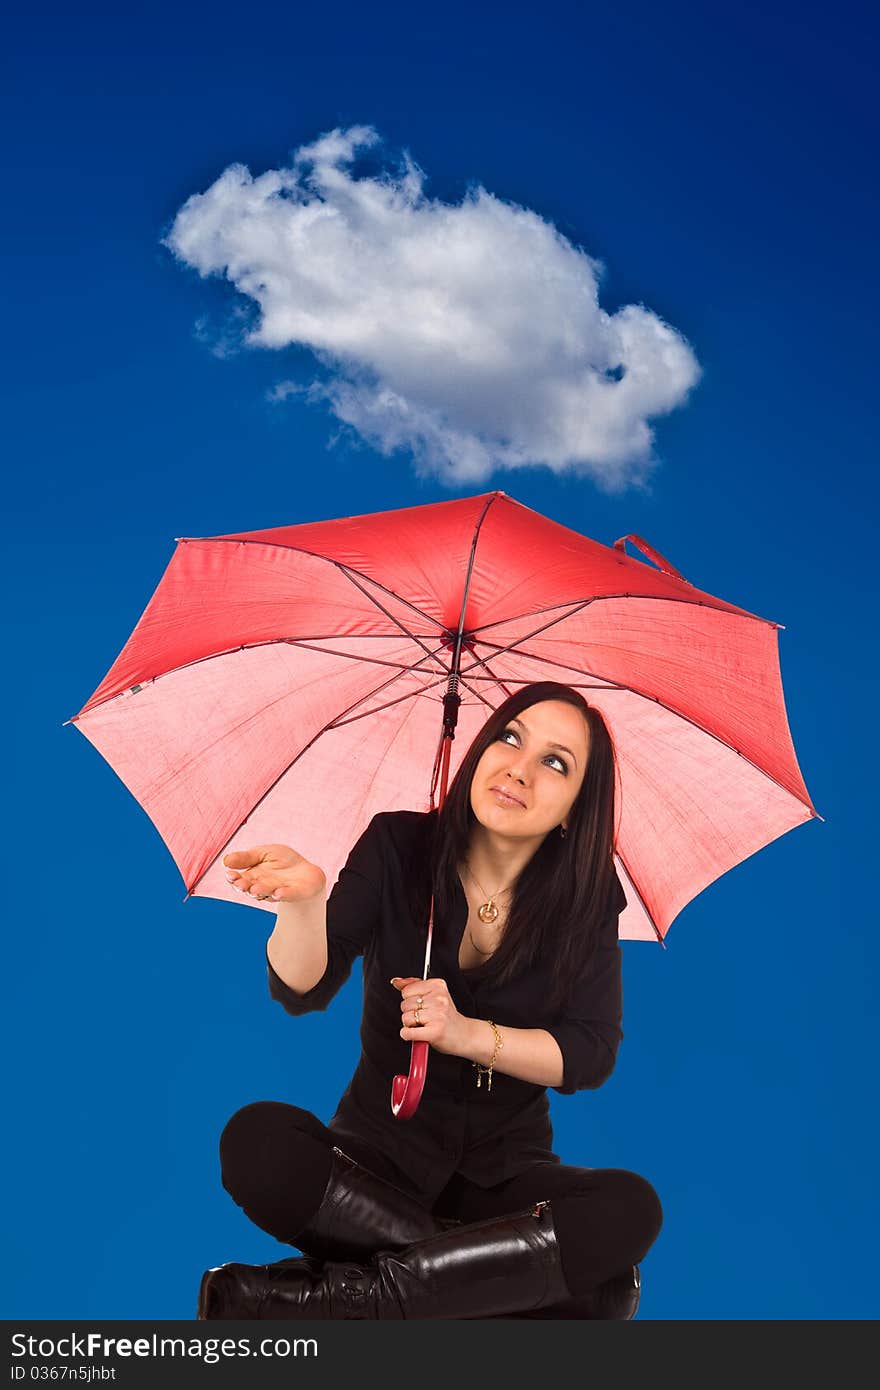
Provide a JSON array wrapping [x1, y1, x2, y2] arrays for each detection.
[[503, 759, 528, 783]]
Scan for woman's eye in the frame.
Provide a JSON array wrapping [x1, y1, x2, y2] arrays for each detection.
[[499, 729, 567, 773]]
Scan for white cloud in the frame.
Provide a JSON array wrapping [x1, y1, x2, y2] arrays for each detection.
[[163, 125, 701, 489]]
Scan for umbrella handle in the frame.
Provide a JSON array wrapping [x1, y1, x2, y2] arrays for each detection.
[[390, 909, 435, 1121], [390, 1042, 429, 1120]]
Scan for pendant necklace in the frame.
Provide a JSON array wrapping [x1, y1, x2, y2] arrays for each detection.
[[465, 863, 515, 954]]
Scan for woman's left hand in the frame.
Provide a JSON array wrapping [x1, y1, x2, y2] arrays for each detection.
[[391, 976, 471, 1057]]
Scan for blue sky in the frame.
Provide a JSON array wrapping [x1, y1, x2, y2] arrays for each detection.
[[3, 0, 877, 1322]]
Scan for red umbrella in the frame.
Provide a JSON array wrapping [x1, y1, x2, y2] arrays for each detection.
[[69, 490, 819, 1117]]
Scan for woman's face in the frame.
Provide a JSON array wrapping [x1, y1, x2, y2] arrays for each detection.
[[469, 699, 591, 844]]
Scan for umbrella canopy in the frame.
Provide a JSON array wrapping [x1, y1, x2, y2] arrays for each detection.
[[70, 490, 818, 946]]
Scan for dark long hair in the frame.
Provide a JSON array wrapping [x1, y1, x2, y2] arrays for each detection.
[[429, 681, 620, 1015]]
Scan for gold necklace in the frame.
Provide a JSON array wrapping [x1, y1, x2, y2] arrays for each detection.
[[464, 863, 514, 953]]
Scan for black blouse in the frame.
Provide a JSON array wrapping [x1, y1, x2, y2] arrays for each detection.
[[266, 810, 627, 1204]]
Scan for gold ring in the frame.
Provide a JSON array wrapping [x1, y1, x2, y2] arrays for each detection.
[[416, 995, 424, 1007], [414, 1007, 422, 1026]]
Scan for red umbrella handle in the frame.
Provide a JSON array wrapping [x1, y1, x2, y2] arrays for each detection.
[[390, 1041, 430, 1119], [390, 892, 436, 1120]]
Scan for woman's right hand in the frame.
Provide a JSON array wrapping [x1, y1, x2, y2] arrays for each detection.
[[222, 845, 327, 903]]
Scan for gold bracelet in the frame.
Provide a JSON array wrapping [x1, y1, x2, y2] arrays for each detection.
[[472, 1019, 504, 1092]]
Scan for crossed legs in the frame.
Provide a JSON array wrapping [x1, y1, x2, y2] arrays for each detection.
[[213, 1100, 663, 1318]]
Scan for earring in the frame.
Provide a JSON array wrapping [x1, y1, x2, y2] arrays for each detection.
[[559, 824, 567, 839]]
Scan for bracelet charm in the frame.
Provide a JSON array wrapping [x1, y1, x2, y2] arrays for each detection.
[[472, 1019, 504, 1092]]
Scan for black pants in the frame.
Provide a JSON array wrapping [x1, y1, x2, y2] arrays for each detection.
[[219, 1101, 663, 1295]]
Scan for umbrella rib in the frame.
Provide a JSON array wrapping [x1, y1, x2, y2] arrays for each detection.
[[455, 651, 516, 705], [471, 589, 779, 633], [282, 641, 450, 734], [333, 564, 451, 673], [66, 635, 450, 720], [74, 553, 452, 719], [178, 496, 501, 690], [315, 503, 497, 739], [471, 597, 599, 647], [184, 642, 455, 900], [328, 668, 517, 730], [315, 641, 453, 729], [332, 491, 496, 687], [454, 673, 611, 687], [190, 662, 510, 895], [182, 533, 460, 655], [467, 639, 818, 816], [192, 496, 507, 639], [452, 492, 498, 639], [327, 678, 452, 729], [180, 534, 455, 632], [465, 637, 623, 686], [466, 591, 753, 664], [613, 853, 666, 948], [286, 639, 447, 675], [185, 662, 451, 897]]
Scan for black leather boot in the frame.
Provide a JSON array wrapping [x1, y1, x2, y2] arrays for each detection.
[[291, 1145, 444, 1260], [498, 1263, 640, 1319], [198, 1200, 569, 1320]]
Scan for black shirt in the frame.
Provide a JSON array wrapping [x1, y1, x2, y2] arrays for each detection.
[[266, 810, 627, 1204]]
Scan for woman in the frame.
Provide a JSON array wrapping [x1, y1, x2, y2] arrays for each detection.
[[199, 680, 663, 1319]]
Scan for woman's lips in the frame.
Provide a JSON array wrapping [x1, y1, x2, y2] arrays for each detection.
[[490, 786, 525, 808]]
